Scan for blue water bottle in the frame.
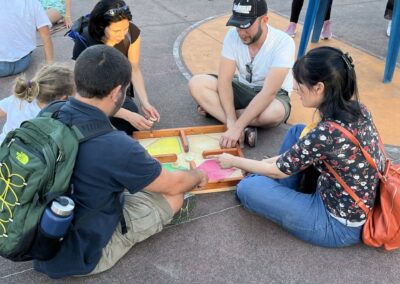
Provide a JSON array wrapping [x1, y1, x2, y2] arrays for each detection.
[[40, 196, 75, 239], [31, 196, 75, 260]]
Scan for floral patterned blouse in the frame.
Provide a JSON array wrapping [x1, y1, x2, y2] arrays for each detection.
[[276, 105, 386, 222]]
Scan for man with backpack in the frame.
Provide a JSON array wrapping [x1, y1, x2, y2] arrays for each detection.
[[33, 45, 208, 278]]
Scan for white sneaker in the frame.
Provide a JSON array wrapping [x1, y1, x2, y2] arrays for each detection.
[[387, 20, 392, 37], [285, 22, 297, 38], [321, 20, 332, 39]]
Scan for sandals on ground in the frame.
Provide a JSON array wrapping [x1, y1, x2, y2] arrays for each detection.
[[244, 127, 257, 148]]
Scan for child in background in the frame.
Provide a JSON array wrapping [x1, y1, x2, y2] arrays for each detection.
[[0, 64, 75, 143], [40, 0, 72, 28]]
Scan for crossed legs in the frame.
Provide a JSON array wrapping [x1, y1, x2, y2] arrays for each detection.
[[188, 74, 287, 128]]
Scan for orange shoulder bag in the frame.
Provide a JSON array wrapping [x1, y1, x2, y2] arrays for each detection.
[[324, 122, 400, 250]]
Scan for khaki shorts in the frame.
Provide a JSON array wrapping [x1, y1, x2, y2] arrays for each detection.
[[87, 191, 173, 275]]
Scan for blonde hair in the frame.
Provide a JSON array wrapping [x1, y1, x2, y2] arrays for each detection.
[[13, 64, 75, 104]]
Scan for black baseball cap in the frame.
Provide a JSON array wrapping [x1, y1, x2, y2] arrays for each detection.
[[226, 0, 268, 29]]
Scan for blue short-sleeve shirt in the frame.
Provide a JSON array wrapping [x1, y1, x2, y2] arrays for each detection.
[[33, 97, 161, 278]]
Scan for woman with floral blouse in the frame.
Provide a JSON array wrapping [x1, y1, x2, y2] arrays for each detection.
[[211, 46, 386, 247]]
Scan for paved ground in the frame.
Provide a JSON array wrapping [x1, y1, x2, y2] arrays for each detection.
[[0, 0, 399, 283]]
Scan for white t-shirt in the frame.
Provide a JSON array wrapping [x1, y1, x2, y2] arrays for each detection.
[[0, 0, 51, 62], [0, 95, 41, 143], [221, 25, 295, 92]]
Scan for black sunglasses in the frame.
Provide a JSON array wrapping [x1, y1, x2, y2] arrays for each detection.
[[245, 62, 253, 83], [104, 5, 130, 17]]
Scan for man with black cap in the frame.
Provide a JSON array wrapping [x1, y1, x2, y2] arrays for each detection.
[[189, 0, 294, 148]]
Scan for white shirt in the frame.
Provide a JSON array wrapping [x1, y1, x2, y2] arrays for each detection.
[[221, 25, 295, 92], [0, 96, 41, 143], [0, 0, 50, 62]]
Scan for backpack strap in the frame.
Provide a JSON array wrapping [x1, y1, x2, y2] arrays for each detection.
[[71, 120, 115, 143]]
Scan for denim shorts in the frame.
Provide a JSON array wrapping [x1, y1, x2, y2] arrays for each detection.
[[0, 53, 31, 77]]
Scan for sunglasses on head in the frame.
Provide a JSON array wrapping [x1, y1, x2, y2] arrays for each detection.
[[245, 62, 253, 83], [104, 5, 130, 17]]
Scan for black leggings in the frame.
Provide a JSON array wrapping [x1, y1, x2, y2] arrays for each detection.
[[385, 0, 395, 20], [290, 0, 333, 23]]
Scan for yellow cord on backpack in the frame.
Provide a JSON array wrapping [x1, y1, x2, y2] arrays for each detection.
[[0, 163, 26, 238]]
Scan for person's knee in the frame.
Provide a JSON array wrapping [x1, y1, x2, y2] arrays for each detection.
[[237, 175, 266, 207], [162, 193, 184, 213], [188, 74, 216, 98], [188, 75, 204, 97], [253, 113, 282, 128], [237, 175, 285, 206], [255, 102, 287, 128]]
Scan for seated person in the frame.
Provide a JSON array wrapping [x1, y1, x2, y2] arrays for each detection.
[[0, 64, 74, 143], [212, 47, 386, 248], [33, 45, 208, 278], [71, 0, 159, 135], [189, 0, 294, 148], [39, 0, 73, 28], [0, 0, 53, 77]]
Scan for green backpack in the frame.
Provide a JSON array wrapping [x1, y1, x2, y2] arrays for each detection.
[[0, 101, 113, 261]]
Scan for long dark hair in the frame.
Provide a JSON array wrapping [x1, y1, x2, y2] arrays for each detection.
[[293, 46, 362, 123], [88, 0, 132, 42]]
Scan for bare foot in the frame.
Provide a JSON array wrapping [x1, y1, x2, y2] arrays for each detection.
[[197, 105, 208, 117]]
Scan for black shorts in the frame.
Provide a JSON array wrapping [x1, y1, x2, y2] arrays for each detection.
[[211, 74, 291, 123]]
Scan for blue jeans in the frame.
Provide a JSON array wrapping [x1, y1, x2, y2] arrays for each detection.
[[0, 53, 31, 77], [236, 124, 362, 248]]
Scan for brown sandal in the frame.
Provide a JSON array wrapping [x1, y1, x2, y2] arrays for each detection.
[[244, 127, 257, 148]]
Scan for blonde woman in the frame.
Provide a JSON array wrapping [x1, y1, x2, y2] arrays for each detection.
[[0, 64, 75, 143]]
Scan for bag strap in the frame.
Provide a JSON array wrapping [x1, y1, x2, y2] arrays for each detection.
[[327, 121, 384, 180], [64, 14, 90, 48], [71, 120, 115, 143], [323, 161, 370, 214]]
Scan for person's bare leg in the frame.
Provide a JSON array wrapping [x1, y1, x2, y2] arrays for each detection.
[[236, 99, 286, 128], [188, 74, 228, 123], [46, 8, 63, 25], [162, 193, 184, 213]]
